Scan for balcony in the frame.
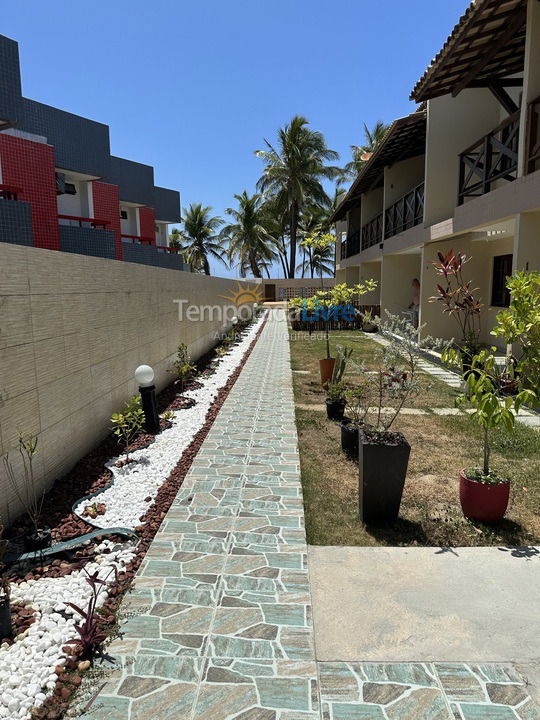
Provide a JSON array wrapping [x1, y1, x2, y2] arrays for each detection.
[[526, 95, 540, 175], [0, 183, 22, 201], [384, 182, 424, 239], [121, 233, 154, 246], [58, 214, 116, 259], [58, 214, 110, 230], [341, 230, 360, 260], [361, 212, 383, 251], [458, 111, 520, 205]]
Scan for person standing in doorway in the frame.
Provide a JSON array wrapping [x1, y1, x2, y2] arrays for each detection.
[[408, 278, 420, 328]]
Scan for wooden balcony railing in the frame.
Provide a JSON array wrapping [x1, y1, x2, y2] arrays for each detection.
[[121, 234, 154, 245], [458, 111, 520, 205], [361, 212, 383, 251], [341, 230, 360, 260], [526, 94, 540, 174], [0, 184, 22, 201], [58, 214, 110, 230], [384, 182, 424, 239]]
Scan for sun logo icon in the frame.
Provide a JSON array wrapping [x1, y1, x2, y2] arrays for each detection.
[[220, 281, 265, 307]]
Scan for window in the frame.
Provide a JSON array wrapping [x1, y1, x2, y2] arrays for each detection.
[[491, 254, 513, 307]]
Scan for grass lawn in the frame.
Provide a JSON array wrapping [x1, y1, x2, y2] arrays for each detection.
[[290, 329, 540, 547]]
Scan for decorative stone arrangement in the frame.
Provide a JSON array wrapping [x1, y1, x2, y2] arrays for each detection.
[[0, 313, 267, 720]]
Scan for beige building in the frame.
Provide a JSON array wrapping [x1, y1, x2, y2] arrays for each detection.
[[333, 0, 540, 350]]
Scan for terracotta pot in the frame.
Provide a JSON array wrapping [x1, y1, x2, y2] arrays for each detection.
[[319, 358, 335, 387], [459, 470, 510, 523]]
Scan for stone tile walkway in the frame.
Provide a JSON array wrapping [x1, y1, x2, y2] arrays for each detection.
[[79, 313, 540, 719]]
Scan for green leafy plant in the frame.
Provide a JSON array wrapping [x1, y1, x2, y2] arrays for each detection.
[[111, 396, 144, 460], [161, 409, 175, 423], [327, 381, 347, 403], [172, 343, 196, 393], [456, 351, 536, 481], [332, 346, 353, 384], [349, 312, 433, 433], [3, 431, 44, 537], [492, 271, 540, 395], [344, 382, 373, 428]]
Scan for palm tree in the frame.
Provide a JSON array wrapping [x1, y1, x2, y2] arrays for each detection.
[[344, 121, 389, 178], [221, 191, 276, 278], [255, 115, 339, 279], [260, 195, 290, 278], [180, 203, 226, 275], [169, 227, 182, 249]]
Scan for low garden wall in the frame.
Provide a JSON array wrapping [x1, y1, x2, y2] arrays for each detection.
[[0, 243, 249, 523]]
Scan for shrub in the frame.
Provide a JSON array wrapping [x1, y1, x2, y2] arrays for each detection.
[[492, 271, 540, 395], [111, 396, 144, 459], [172, 343, 196, 393]]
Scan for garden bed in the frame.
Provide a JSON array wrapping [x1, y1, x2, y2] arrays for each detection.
[[291, 329, 540, 547], [0, 312, 267, 720]]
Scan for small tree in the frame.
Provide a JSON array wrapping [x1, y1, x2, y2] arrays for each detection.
[[3, 431, 44, 536], [492, 271, 540, 395], [456, 351, 535, 479], [111, 396, 144, 460], [346, 312, 432, 433]]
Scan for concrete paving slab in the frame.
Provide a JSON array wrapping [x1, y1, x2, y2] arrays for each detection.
[[309, 545, 540, 663]]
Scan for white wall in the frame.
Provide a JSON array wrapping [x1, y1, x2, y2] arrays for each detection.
[[380, 253, 421, 317], [384, 155, 425, 208], [424, 90, 501, 226]]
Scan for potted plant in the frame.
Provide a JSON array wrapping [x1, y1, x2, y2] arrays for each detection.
[[456, 352, 535, 523], [3, 432, 50, 552], [0, 521, 11, 639], [362, 308, 377, 333], [429, 249, 484, 377], [341, 383, 372, 456], [326, 381, 347, 421], [347, 313, 430, 525]]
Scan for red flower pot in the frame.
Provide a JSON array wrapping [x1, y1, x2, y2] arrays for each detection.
[[459, 470, 510, 523]]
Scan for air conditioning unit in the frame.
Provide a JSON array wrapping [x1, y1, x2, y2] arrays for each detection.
[[56, 172, 77, 195], [120, 210, 128, 220]]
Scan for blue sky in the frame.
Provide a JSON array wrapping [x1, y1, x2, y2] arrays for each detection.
[[3, 0, 468, 277]]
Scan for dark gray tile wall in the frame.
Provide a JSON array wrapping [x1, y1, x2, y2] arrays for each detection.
[[154, 186, 181, 223], [122, 243, 158, 267], [59, 225, 116, 260], [20, 99, 111, 177], [155, 250, 185, 271], [0, 199, 33, 245], [106, 156, 155, 206], [0, 35, 23, 126]]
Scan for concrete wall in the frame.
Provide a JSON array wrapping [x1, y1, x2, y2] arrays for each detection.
[[419, 236, 513, 349], [424, 90, 501, 226], [380, 254, 421, 317], [362, 187, 384, 226], [0, 243, 252, 523], [358, 262, 381, 304], [384, 155, 425, 208]]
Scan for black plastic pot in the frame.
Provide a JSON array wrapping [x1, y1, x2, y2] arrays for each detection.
[[0, 598, 12, 639], [359, 430, 410, 526], [340, 418, 359, 458], [326, 398, 346, 421], [24, 526, 52, 552]]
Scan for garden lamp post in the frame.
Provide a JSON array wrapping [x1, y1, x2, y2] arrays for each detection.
[[135, 364, 160, 433]]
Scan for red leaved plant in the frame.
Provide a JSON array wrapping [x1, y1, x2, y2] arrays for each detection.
[[65, 569, 113, 657], [429, 248, 483, 349]]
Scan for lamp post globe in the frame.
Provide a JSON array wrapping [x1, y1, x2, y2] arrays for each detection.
[[135, 364, 160, 433]]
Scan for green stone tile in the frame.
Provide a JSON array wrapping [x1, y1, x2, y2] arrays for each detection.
[[361, 663, 437, 687], [458, 704, 519, 719], [435, 664, 486, 702], [325, 702, 385, 719], [255, 677, 311, 711]]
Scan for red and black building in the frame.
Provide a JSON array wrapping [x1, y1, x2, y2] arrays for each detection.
[[0, 34, 184, 270]]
